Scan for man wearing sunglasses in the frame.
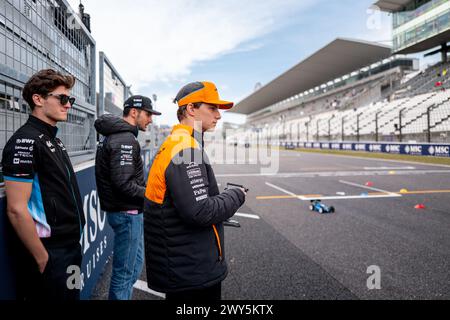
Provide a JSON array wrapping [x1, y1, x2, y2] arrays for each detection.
[[1, 69, 85, 300]]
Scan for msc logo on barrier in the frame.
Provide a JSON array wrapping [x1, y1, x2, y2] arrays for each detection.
[[428, 145, 450, 157], [80, 190, 109, 292], [405, 145, 422, 155], [343, 144, 353, 150], [298, 141, 450, 158], [368, 144, 382, 152], [385, 145, 400, 153]]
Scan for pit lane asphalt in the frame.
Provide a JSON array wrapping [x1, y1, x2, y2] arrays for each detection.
[[91, 148, 450, 300]]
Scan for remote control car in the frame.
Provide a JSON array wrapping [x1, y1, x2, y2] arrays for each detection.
[[309, 200, 335, 214]]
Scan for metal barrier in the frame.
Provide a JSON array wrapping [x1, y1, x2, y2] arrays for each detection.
[[0, 163, 114, 300], [0, 143, 161, 300]]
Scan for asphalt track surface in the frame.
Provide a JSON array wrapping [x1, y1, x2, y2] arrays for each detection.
[[92, 148, 450, 300]]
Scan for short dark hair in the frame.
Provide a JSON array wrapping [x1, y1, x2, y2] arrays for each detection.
[[177, 103, 202, 122], [123, 107, 132, 117], [123, 107, 143, 117], [22, 69, 75, 110]]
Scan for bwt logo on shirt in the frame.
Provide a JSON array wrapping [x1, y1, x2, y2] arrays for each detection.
[[16, 139, 34, 144]]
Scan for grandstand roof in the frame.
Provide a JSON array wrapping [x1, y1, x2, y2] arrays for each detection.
[[373, 0, 412, 12], [233, 38, 392, 115], [396, 30, 450, 54]]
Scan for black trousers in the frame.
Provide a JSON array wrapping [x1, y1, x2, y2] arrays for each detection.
[[15, 242, 82, 301], [165, 282, 222, 302]]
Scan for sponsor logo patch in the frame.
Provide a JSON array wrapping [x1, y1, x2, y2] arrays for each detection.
[[195, 195, 208, 202], [46, 140, 56, 153]]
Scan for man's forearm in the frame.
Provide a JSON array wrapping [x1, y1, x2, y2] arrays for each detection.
[[7, 208, 48, 266]]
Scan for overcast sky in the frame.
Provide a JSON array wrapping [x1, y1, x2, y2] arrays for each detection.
[[66, 0, 438, 126]]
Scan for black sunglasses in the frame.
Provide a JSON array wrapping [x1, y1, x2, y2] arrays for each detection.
[[47, 93, 76, 106]]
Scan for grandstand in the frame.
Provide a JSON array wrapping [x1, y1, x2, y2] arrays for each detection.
[[395, 60, 450, 98], [231, 1, 450, 146]]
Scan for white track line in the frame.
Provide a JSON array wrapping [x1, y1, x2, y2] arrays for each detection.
[[217, 169, 450, 178], [218, 173, 278, 177], [265, 182, 306, 200], [133, 280, 166, 299], [339, 180, 401, 197], [283, 149, 450, 168], [235, 212, 260, 220], [301, 194, 401, 201], [363, 166, 415, 170], [265, 181, 401, 201]]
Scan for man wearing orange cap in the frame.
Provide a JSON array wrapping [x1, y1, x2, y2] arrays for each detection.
[[143, 81, 246, 301]]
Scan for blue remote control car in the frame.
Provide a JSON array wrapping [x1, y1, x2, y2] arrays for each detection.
[[309, 200, 335, 214]]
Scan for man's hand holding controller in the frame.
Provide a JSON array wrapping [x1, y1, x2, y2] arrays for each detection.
[[225, 183, 249, 196], [223, 183, 247, 228]]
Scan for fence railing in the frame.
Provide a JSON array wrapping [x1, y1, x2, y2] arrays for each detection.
[[393, 7, 450, 52]]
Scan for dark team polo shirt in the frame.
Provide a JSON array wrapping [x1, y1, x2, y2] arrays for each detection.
[[1, 115, 85, 247]]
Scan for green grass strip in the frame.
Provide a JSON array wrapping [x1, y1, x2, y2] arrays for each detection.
[[282, 147, 450, 166]]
